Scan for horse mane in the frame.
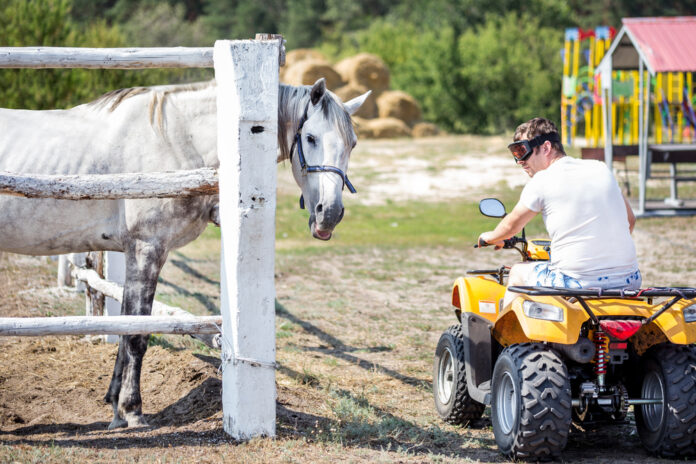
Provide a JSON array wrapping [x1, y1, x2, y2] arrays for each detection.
[[277, 84, 355, 162], [87, 81, 214, 134], [87, 81, 354, 156]]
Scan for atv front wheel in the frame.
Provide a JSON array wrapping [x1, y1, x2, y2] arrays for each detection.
[[433, 325, 485, 424], [491, 343, 571, 461], [635, 344, 696, 457]]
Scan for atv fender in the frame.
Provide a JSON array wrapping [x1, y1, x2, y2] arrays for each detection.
[[452, 276, 505, 324], [494, 295, 588, 345], [461, 312, 494, 405]]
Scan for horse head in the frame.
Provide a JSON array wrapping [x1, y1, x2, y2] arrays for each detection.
[[288, 79, 370, 241]]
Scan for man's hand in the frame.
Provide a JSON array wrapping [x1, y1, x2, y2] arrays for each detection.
[[478, 232, 505, 250]]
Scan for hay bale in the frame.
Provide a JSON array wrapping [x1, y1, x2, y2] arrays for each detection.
[[285, 49, 327, 67], [377, 90, 421, 126], [335, 53, 390, 95], [358, 117, 411, 139], [412, 122, 440, 137], [334, 84, 377, 119], [282, 59, 343, 90]]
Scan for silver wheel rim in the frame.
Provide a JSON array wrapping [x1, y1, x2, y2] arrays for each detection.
[[437, 347, 454, 405], [496, 371, 517, 435], [641, 370, 665, 432]]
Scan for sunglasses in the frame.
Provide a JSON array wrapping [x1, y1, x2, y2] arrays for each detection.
[[507, 132, 560, 162]]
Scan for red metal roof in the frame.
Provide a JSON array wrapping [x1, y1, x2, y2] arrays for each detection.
[[623, 16, 696, 72]]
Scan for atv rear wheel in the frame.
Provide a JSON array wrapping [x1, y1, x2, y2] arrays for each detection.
[[635, 344, 696, 458], [433, 324, 485, 424], [491, 343, 571, 461]]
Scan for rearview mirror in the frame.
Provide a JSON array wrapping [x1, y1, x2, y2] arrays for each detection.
[[479, 198, 506, 218]]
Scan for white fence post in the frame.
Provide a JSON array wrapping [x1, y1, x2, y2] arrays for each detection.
[[214, 39, 279, 439], [104, 251, 126, 343]]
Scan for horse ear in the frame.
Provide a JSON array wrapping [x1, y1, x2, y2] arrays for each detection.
[[310, 78, 326, 105], [344, 90, 372, 116]]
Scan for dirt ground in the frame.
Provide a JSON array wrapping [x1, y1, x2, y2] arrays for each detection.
[[1, 136, 695, 463]]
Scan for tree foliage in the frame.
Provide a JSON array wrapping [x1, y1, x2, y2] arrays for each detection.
[[0, 0, 686, 132]]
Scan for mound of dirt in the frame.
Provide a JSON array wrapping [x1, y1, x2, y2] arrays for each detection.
[[282, 59, 343, 90], [334, 53, 390, 96], [0, 337, 221, 430], [377, 90, 421, 127], [333, 84, 377, 119]]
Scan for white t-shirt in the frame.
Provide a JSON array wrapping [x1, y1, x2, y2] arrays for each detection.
[[519, 156, 638, 280]]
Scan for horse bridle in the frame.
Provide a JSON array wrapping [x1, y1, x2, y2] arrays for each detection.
[[290, 104, 357, 209]]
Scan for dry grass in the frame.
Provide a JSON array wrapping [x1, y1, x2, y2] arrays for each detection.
[[1, 135, 695, 463]]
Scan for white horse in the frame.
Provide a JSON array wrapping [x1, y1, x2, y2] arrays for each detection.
[[0, 78, 369, 429]]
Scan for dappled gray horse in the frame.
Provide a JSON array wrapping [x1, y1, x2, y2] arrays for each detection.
[[0, 78, 369, 428]]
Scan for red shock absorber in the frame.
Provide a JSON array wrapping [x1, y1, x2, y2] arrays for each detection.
[[594, 330, 608, 377]]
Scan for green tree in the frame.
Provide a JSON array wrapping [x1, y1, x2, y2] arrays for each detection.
[[202, 0, 284, 43], [0, 0, 182, 110], [457, 12, 563, 133]]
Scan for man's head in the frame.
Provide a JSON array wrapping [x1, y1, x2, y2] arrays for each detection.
[[509, 118, 565, 177]]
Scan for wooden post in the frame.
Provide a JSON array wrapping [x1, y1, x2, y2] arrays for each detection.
[[214, 38, 279, 439], [104, 251, 126, 343], [86, 251, 105, 317]]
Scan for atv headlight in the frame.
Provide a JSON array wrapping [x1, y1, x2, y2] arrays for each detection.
[[522, 300, 564, 322], [683, 304, 696, 323]]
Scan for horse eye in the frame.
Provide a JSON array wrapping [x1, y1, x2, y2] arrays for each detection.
[[307, 134, 316, 145]]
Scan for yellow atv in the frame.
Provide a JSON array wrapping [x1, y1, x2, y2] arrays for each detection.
[[433, 198, 696, 461]]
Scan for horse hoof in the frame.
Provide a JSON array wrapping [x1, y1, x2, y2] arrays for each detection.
[[125, 414, 149, 429], [108, 417, 128, 430]]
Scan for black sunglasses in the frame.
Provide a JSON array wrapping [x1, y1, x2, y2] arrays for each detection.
[[508, 132, 560, 162]]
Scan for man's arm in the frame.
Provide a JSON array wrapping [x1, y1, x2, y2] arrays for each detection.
[[478, 201, 537, 247], [623, 194, 636, 233]]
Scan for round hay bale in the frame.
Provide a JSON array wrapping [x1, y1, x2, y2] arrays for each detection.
[[282, 59, 343, 90], [359, 117, 411, 139], [285, 49, 327, 67], [334, 84, 377, 119], [377, 90, 421, 126], [334, 53, 390, 95], [412, 122, 440, 137]]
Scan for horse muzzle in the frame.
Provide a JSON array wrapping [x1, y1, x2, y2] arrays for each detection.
[[309, 203, 344, 241]]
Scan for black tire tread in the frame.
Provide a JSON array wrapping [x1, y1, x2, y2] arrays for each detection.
[[637, 344, 696, 458], [434, 324, 485, 424], [500, 343, 572, 461]]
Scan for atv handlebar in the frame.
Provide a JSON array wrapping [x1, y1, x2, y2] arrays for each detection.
[[475, 236, 525, 249]]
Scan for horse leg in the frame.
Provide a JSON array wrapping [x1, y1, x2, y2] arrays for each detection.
[[105, 239, 168, 429]]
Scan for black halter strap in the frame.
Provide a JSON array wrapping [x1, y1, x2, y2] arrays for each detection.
[[290, 105, 357, 209]]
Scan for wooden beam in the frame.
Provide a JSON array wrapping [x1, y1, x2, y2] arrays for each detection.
[[72, 267, 221, 348], [215, 38, 278, 440], [0, 167, 218, 200], [0, 47, 214, 69], [0, 315, 221, 336]]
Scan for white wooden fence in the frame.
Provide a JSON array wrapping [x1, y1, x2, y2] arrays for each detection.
[[0, 35, 284, 439]]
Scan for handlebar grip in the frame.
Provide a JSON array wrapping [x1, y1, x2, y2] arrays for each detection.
[[476, 237, 489, 248]]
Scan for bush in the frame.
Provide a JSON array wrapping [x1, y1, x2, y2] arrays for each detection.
[[0, 0, 200, 110], [456, 12, 562, 133]]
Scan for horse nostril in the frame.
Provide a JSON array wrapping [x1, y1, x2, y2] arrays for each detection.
[[316, 204, 323, 213], [339, 207, 344, 221]]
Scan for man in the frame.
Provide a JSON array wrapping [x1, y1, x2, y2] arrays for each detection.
[[478, 117, 641, 308]]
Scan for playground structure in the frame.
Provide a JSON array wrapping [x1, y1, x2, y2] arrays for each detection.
[[562, 26, 696, 149]]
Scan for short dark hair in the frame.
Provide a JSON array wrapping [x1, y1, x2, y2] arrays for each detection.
[[513, 118, 565, 155]]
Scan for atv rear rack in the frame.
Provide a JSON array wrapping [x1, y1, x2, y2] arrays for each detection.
[[509, 286, 696, 326], [508, 286, 696, 299]]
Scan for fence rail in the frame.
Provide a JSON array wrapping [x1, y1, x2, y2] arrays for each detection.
[[0, 315, 221, 336], [0, 167, 219, 200], [0, 47, 214, 69]]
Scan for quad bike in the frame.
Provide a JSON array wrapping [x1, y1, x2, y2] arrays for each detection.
[[433, 198, 696, 461]]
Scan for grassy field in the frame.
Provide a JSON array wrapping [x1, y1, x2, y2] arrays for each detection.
[[1, 135, 696, 463]]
